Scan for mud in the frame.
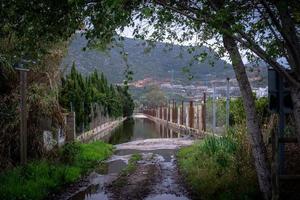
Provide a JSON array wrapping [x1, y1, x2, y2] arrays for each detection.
[[50, 119, 193, 200], [107, 163, 160, 200]]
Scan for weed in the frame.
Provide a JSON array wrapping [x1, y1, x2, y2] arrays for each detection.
[[177, 135, 260, 200], [0, 141, 113, 200], [121, 153, 142, 176]]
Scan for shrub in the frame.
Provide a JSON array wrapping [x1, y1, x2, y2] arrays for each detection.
[[230, 96, 269, 126], [59, 142, 81, 164], [177, 134, 260, 200], [0, 141, 113, 200]]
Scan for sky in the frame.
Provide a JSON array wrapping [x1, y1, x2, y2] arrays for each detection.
[[117, 24, 236, 64]]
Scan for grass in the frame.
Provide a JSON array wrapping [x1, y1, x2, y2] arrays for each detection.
[[177, 134, 260, 200], [0, 141, 113, 200], [120, 153, 142, 176], [111, 153, 142, 189]]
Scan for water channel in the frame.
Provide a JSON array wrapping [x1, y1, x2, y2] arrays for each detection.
[[66, 116, 192, 200]]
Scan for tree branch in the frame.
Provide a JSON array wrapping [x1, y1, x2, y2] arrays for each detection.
[[153, 0, 200, 23], [261, 0, 300, 72], [152, 0, 300, 87], [233, 32, 300, 87]]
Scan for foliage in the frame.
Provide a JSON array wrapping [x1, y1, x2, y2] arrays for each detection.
[[178, 133, 260, 200], [230, 97, 269, 126], [0, 0, 85, 68], [87, 1, 300, 88], [206, 96, 269, 127], [139, 85, 167, 108], [0, 141, 113, 200], [59, 64, 134, 130], [63, 34, 235, 86], [0, 41, 68, 169]]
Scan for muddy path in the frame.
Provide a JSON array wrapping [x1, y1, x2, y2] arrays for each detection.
[[56, 138, 193, 200]]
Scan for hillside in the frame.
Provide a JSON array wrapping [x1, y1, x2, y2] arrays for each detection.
[[61, 34, 235, 85]]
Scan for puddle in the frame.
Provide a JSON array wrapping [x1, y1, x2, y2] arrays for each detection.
[[62, 117, 192, 200], [115, 138, 194, 151], [145, 194, 190, 200], [71, 185, 109, 200], [106, 160, 127, 174]]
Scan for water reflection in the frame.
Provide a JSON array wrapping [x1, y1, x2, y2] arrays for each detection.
[[68, 117, 188, 200], [107, 118, 180, 145]]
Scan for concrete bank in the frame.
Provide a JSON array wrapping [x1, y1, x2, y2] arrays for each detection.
[[77, 117, 127, 142]]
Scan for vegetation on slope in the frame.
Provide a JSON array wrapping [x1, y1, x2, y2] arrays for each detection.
[[0, 141, 113, 200], [61, 34, 235, 85]]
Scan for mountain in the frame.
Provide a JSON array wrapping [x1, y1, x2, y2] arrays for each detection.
[[60, 34, 235, 85]]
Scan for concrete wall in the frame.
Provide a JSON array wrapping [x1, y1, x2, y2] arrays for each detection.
[[77, 117, 126, 142]]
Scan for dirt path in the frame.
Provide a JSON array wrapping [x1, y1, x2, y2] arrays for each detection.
[[107, 163, 159, 199], [106, 151, 190, 200], [56, 138, 193, 200]]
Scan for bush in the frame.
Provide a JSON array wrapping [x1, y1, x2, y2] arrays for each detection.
[[0, 141, 113, 200], [230, 97, 269, 126], [59, 142, 81, 164], [177, 133, 260, 200]]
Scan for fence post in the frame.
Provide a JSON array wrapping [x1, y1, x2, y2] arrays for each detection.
[[212, 84, 216, 133], [167, 106, 169, 122], [197, 103, 200, 130], [81, 102, 84, 133], [202, 93, 206, 132], [174, 100, 177, 123], [181, 101, 184, 125], [66, 112, 76, 142], [177, 106, 180, 124], [226, 77, 230, 128], [189, 101, 194, 128], [170, 104, 173, 123], [198, 104, 202, 132], [16, 68, 30, 165], [160, 107, 162, 119], [185, 105, 189, 127]]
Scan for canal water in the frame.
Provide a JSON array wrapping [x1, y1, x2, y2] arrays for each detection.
[[107, 117, 183, 144], [67, 116, 192, 200]]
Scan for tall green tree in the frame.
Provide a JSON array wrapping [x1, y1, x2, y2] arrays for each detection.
[[59, 64, 134, 130]]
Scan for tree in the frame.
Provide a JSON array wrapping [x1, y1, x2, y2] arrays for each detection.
[[84, 1, 300, 199], [0, 0, 85, 67], [140, 86, 167, 108], [2, 1, 299, 198], [59, 65, 134, 130]]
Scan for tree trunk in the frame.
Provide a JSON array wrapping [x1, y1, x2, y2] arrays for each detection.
[[291, 86, 300, 142], [223, 35, 272, 200]]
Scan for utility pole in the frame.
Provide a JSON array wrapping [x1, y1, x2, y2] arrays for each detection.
[[82, 102, 85, 133], [226, 78, 230, 128], [212, 84, 216, 134], [278, 76, 285, 174], [181, 101, 184, 125], [15, 67, 30, 165], [202, 93, 206, 132]]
